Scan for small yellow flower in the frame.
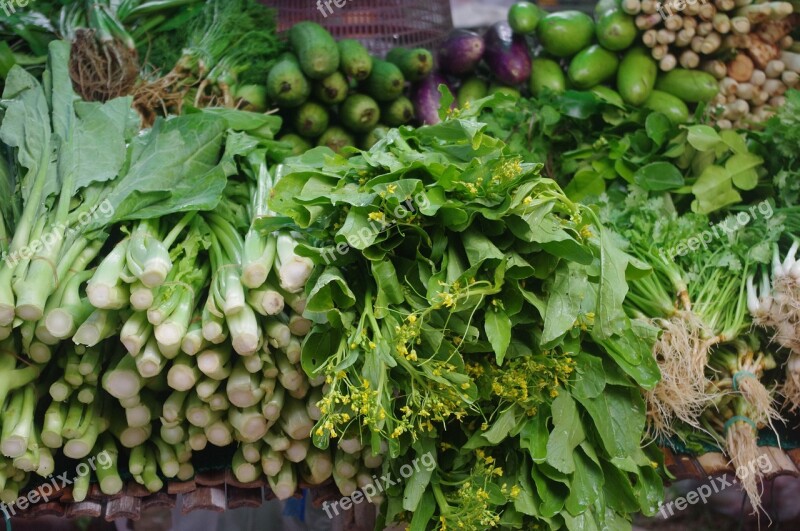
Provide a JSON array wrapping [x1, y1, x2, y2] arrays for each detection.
[[407, 314, 417, 324], [387, 184, 397, 194], [368, 211, 385, 222]]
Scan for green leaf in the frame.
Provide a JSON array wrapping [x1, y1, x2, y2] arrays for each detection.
[[531, 464, 567, 518], [520, 404, 551, 463], [720, 129, 748, 154], [485, 307, 512, 364], [483, 407, 518, 445], [571, 353, 606, 400], [565, 447, 604, 515], [409, 489, 436, 531], [101, 113, 229, 223], [633, 162, 684, 192], [301, 326, 342, 377], [595, 228, 631, 339], [543, 263, 590, 346], [437, 84, 455, 122], [574, 386, 651, 467], [645, 112, 672, 146], [305, 267, 357, 312], [403, 439, 436, 511], [686, 125, 722, 151], [546, 392, 585, 474], [726, 153, 762, 191], [691, 164, 742, 214], [564, 169, 606, 202]]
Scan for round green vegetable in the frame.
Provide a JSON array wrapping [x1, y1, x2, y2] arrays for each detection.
[[457, 77, 489, 107], [340, 94, 381, 133], [318, 127, 356, 154], [279, 134, 313, 156], [655, 69, 719, 103], [529, 58, 566, 96], [488, 84, 521, 98], [596, 10, 637, 51], [289, 22, 340, 80], [364, 60, 406, 102], [617, 47, 657, 106], [293, 102, 330, 138], [338, 39, 373, 80], [568, 45, 619, 89], [508, 2, 545, 34], [536, 11, 595, 58], [266, 54, 311, 108], [314, 72, 349, 105], [382, 96, 415, 126], [644, 90, 690, 124], [386, 48, 434, 82]]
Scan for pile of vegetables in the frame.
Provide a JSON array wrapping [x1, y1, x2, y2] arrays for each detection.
[[268, 22, 434, 154], [269, 97, 664, 529], [407, 0, 798, 130], [628, 0, 799, 126], [0, 40, 339, 504], [2, 0, 800, 528]]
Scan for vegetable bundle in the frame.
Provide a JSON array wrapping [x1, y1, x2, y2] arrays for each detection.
[[0, 40, 347, 505], [269, 99, 664, 529]]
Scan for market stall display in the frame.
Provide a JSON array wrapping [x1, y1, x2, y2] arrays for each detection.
[[0, 0, 799, 530]]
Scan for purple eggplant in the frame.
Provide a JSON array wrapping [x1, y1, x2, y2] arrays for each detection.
[[483, 21, 531, 86], [438, 29, 485, 77], [412, 73, 456, 126]]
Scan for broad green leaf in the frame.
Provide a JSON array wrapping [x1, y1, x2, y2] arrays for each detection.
[[726, 152, 763, 191], [546, 392, 585, 474], [306, 267, 357, 312], [101, 113, 229, 223], [720, 129, 748, 154], [409, 490, 436, 531], [483, 407, 518, 445], [403, 439, 436, 511], [633, 162, 684, 192], [645, 112, 672, 146], [564, 168, 606, 202], [691, 164, 742, 214], [520, 404, 551, 463], [595, 228, 631, 339], [565, 447, 604, 516], [485, 307, 512, 364], [571, 353, 606, 400], [437, 84, 456, 122], [531, 464, 566, 518], [543, 263, 590, 346], [575, 386, 650, 467], [301, 326, 342, 377], [686, 124, 721, 151]]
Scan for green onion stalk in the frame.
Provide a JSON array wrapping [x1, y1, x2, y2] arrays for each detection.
[[149, 223, 210, 356], [703, 395, 766, 515], [709, 338, 781, 431], [747, 243, 800, 409], [205, 213, 246, 317], [241, 153, 278, 290]]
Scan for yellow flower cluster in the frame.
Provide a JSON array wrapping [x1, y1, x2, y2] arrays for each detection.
[[315, 375, 388, 440], [479, 353, 576, 415]]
